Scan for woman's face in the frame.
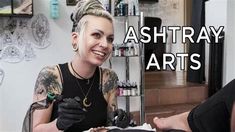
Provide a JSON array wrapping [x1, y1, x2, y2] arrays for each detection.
[[75, 15, 114, 66]]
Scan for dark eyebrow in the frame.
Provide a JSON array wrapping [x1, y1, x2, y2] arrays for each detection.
[[94, 29, 114, 37], [94, 29, 104, 35]]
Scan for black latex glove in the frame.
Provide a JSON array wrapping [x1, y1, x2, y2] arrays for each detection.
[[111, 109, 131, 128], [56, 96, 85, 131]]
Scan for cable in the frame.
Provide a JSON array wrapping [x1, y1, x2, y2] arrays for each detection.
[[28, 92, 62, 132]]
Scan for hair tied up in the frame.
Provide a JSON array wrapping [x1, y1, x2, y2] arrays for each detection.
[[71, 13, 77, 32]]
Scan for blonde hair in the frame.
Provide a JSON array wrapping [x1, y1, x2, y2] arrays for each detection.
[[71, 0, 113, 33]]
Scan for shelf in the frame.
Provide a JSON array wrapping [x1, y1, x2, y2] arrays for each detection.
[[110, 4, 144, 124]]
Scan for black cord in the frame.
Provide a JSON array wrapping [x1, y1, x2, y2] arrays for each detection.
[[71, 13, 77, 32], [28, 94, 62, 131], [29, 100, 48, 132]]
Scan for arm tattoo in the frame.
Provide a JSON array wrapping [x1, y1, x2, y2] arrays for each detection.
[[102, 69, 119, 126], [102, 69, 118, 94], [34, 66, 62, 99]]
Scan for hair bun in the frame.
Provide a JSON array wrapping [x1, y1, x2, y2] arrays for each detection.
[[71, 0, 105, 24]]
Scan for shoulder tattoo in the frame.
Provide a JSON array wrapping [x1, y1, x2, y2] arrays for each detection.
[[102, 69, 118, 94], [34, 66, 62, 99]]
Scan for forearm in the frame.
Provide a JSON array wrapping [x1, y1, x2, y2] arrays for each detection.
[[106, 89, 118, 126], [33, 119, 59, 132]]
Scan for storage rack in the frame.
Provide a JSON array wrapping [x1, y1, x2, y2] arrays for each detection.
[[102, 0, 145, 124], [111, 14, 145, 124]]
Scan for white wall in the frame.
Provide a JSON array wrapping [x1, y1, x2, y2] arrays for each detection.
[[0, 0, 74, 131], [223, 0, 235, 84], [205, 0, 235, 85], [205, 0, 227, 84]]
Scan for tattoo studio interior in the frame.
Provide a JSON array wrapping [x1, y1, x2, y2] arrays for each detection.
[[0, 0, 235, 131]]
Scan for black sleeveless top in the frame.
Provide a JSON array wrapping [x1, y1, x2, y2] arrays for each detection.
[[51, 63, 108, 132]]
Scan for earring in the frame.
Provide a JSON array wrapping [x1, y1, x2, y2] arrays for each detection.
[[72, 43, 78, 52]]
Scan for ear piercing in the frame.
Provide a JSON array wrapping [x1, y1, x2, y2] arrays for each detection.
[[72, 43, 78, 52]]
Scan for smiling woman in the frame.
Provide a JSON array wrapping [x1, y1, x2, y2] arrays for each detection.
[[22, 0, 132, 132]]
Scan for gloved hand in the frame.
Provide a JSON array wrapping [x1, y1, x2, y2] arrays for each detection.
[[56, 96, 85, 131], [111, 109, 131, 128]]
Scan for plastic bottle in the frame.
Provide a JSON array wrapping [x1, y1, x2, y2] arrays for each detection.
[[50, 0, 59, 19]]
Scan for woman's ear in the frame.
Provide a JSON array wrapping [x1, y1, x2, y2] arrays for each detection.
[[72, 32, 79, 44], [72, 32, 79, 52]]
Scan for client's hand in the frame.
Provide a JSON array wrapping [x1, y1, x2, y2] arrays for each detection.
[[111, 109, 131, 128], [56, 96, 85, 131]]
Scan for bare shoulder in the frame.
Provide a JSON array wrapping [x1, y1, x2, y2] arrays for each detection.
[[34, 65, 62, 101], [101, 68, 118, 94]]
